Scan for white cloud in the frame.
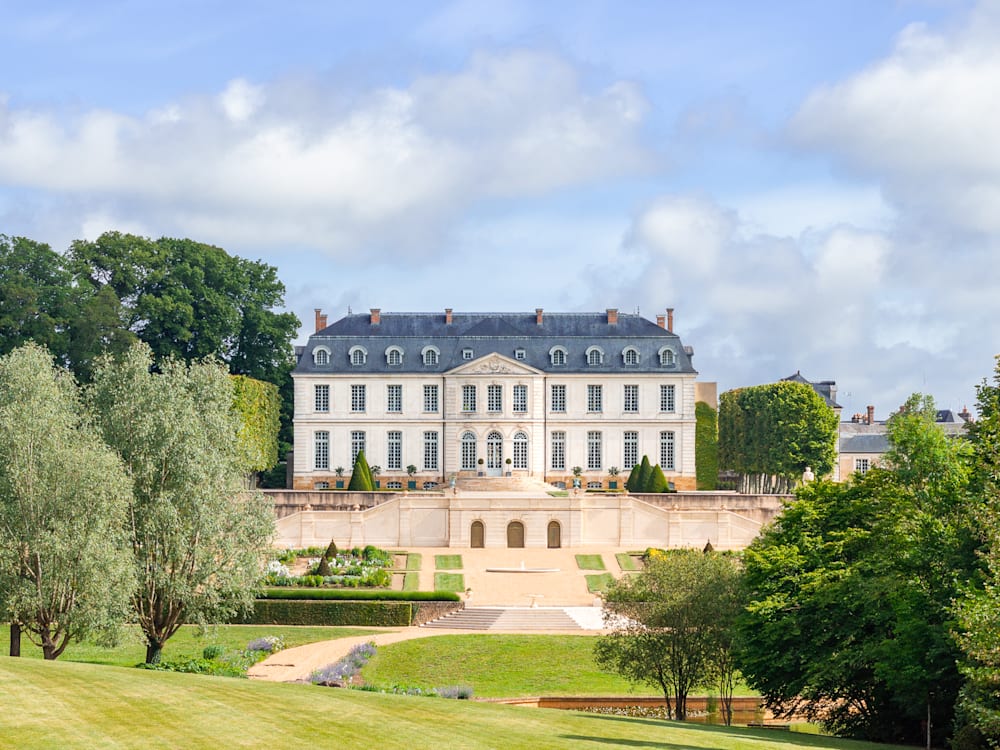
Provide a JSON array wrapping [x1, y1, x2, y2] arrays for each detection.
[[0, 49, 650, 259]]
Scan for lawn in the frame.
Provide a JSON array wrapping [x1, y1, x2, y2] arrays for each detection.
[[406, 553, 422, 571], [585, 573, 615, 593], [403, 571, 420, 591], [575, 554, 606, 570], [0, 624, 379, 667], [0, 657, 913, 750], [435, 554, 463, 569], [434, 572, 465, 592], [615, 552, 641, 571]]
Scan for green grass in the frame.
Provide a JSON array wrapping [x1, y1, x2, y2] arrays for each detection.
[[0, 624, 378, 667], [403, 572, 419, 591], [575, 554, 606, 570], [586, 573, 615, 593], [547, 490, 569, 497], [406, 553, 422, 571], [615, 553, 640, 571], [435, 554, 463, 570], [434, 572, 465, 592], [0, 657, 913, 750]]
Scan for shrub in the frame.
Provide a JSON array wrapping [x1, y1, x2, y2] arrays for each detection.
[[436, 685, 474, 700], [324, 539, 338, 559], [202, 644, 225, 660], [247, 636, 284, 654], [348, 450, 374, 491], [648, 464, 669, 493], [311, 642, 377, 686], [259, 588, 459, 601]]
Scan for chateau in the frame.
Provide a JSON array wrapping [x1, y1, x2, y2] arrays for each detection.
[[291, 308, 700, 491]]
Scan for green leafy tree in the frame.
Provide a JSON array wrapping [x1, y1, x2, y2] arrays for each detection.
[[231, 375, 281, 476], [86, 344, 275, 664], [595, 550, 743, 720], [0, 236, 73, 360], [719, 381, 838, 493], [695, 401, 719, 490], [348, 450, 374, 491], [0, 344, 134, 659]]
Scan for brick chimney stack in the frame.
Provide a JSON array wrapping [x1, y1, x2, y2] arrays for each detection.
[[314, 308, 328, 333], [666, 308, 674, 332], [607, 308, 618, 325], [867, 405, 875, 425], [445, 308, 453, 325], [656, 314, 666, 329], [535, 308, 543, 325], [370, 308, 381, 325]]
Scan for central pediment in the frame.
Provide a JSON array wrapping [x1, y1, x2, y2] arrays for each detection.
[[447, 352, 542, 376]]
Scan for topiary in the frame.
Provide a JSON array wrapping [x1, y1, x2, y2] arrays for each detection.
[[316, 556, 332, 577], [648, 464, 669, 493], [348, 450, 374, 491], [624, 462, 641, 492], [636, 455, 653, 493], [324, 539, 338, 560]]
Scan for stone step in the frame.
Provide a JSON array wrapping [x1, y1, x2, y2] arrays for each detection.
[[420, 606, 583, 631]]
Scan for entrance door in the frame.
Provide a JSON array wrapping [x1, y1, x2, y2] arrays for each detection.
[[507, 521, 525, 548], [471, 521, 485, 548], [486, 431, 503, 476], [547, 521, 561, 549]]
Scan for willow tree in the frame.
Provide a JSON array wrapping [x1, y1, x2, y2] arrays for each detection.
[[87, 344, 275, 663], [0, 344, 134, 659]]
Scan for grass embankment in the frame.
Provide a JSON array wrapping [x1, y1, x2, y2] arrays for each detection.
[[0, 657, 912, 750], [0, 624, 377, 667]]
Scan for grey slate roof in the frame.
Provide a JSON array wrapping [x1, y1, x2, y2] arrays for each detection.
[[781, 371, 841, 409], [840, 434, 891, 453], [295, 311, 697, 375]]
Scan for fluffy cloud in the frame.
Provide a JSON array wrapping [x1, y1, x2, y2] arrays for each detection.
[[0, 49, 650, 257]]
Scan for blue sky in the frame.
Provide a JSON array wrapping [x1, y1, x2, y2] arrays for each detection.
[[2, 0, 997, 419]]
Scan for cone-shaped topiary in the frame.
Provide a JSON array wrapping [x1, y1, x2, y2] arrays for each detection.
[[625, 462, 641, 492], [324, 539, 338, 560], [348, 450, 374, 491], [636, 455, 653, 493], [648, 463, 669, 493], [316, 556, 332, 576]]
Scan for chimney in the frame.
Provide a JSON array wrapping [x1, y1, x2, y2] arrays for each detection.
[[656, 314, 666, 329], [314, 308, 328, 333], [445, 308, 453, 325], [370, 308, 381, 325], [607, 308, 618, 325], [959, 405, 972, 423], [535, 308, 543, 325], [866, 405, 875, 425], [666, 308, 674, 332]]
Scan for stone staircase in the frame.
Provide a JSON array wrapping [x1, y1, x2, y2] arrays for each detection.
[[420, 606, 583, 631], [455, 476, 556, 492]]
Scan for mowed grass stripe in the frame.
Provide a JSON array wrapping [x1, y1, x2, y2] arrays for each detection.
[[435, 554, 463, 570], [575, 554, 606, 570]]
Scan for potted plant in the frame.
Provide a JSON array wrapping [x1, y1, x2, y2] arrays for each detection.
[[406, 464, 418, 490], [571, 466, 583, 489], [477, 458, 485, 477], [505, 457, 512, 476], [608, 466, 620, 490], [370, 465, 381, 489], [334, 466, 345, 489]]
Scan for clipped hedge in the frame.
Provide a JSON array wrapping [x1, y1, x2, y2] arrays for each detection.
[[244, 599, 414, 627], [259, 588, 459, 602]]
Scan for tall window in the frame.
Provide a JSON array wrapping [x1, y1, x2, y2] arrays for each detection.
[[513, 431, 528, 469], [587, 384, 603, 413], [855, 458, 870, 474], [513, 384, 527, 413], [624, 431, 638, 469], [550, 384, 566, 412], [660, 384, 676, 412], [487, 384, 502, 412], [624, 384, 639, 412], [314, 384, 329, 412], [387, 431, 402, 470], [351, 384, 366, 412], [351, 431, 366, 462], [461, 432, 477, 470], [462, 385, 477, 412], [660, 431, 675, 471], [551, 431, 566, 470], [423, 384, 439, 412], [424, 431, 439, 470], [587, 431, 603, 471], [387, 384, 402, 413], [314, 431, 329, 470]]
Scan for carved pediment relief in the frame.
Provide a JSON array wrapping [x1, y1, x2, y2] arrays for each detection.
[[448, 352, 541, 376]]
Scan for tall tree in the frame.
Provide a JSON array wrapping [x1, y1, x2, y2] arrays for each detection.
[[87, 344, 275, 664], [0, 344, 134, 659], [0, 236, 72, 359]]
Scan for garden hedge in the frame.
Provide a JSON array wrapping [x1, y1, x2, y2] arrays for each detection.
[[243, 600, 415, 626], [259, 588, 460, 601]]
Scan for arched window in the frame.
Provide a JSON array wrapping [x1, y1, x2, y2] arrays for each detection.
[[471, 520, 485, 548], [586, 346, 604, 366], [461, 432, 477, 470], [385, 346, 403, 365], [658, 347, 676, 366], [513, 431, 528, 470], [349, 346, 367, 366], [422, 346, 440, 366], [507, 521, 525, 548], [313, 347, 330, 366], [549, 346, 567, 366], [622, 347, 639, 365], [547, 521, 561, 549]]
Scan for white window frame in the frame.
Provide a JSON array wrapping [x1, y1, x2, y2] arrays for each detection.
[[551, 431, 566, 471], [586, 346, 604, 366], [658, 347, 676, 367], [385, 346, 403, 366], [622, 347, 640, 365], [423, 384, 439, 413], [587, 431, 603, 471], [351, 430, 366, 463], [386, 384, 402, 413], [424, 431, 439, 471], [660, 431, 675, 471], [421, 346, 440, 366], [660, 384, 676, 413], [513, 384, 527, 413], [461, 431, 477, 470], [387, 431, 402, 470], [549, 346, 567, 366], [587, 384, 603, 413], [462, 384, 477, 412], [487, 384, 502, 413], [624, 384, 639, 413], [462, 348, 474, 360], [514, 349, 526, 361], [313, 346, 331, 366], [349, 345, 368, 366], [351, 384, 366, 412], [513, 431, 528, 470], [314, 431, 329, 470], [855, 457, 870, 474], [624, 431, 638, 469], [550, 384, 566, 413], [314, 384, 329, 412]]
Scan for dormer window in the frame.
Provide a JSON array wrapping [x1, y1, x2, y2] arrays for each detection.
[[549, 346, 567, 366], [385, 346, 403, 366], [313, 346, 331, 366], [462, 348, 473, 360], [623, 347, 640, 365], [349, 346, 368, 366], [422, 346, 440, 366], [658, 347, 676, 367], [514, 349, 526, 361], [586, 346, 604, 366]]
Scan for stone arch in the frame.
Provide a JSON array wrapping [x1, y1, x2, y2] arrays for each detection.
[[507, 520, 525, 548], [471, 520, 485, 548]]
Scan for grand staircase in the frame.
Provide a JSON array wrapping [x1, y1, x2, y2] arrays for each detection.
[[420, 606, 584, 631], [454, 476, 558, 492]]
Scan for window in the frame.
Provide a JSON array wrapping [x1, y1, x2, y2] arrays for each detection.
[[424, 431, 439, 471], [386, 346, 403, 366], [624, 431, 638, 469], [487, 384, 502, 412], [624, 384, 639, 412], [314, 481, 329, 489], [513, 431, 528, 470], [422, 346, 439, 366], [314, 348, 330, 366], [660, 384, 676, 412], [587, 481, 602, 489], [461, 432, 477, 470], [515, 349, 526, 361], [550, 346, 567, 366], [551, 431, 566, 470], [423, 384, 439, 413], [386, 384, 402, 413], [660, 431, 675, 471], [387, 431, 402, 470], [587, 431, 603, 470], [659, 347, 676, 366], [314, 431, 329, 470], [349, 346, 367, 366], [462, 348, 473, 360], [351, 431, 366, 462], [586, 347, 604, 366], [385, 481, 403, 490], [623, 347, 639, 365], [462, 384, 477, 412], [314, 384, 329, 412], [513, 384, 527, 413], [587, 384, 603, 413], [351, 384, 366, 412], [855, 458, 870, 474], [550, 384, 566, 412]]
